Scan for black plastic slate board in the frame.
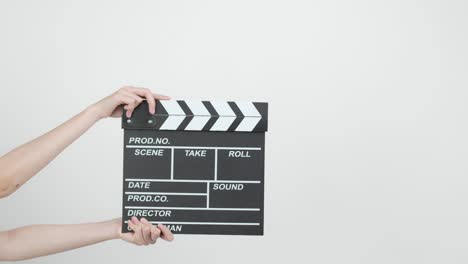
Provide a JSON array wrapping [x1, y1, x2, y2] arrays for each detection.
[[121, 100, 268, 235]]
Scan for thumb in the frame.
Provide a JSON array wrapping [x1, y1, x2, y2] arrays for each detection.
[[120, 221, 136, 242]]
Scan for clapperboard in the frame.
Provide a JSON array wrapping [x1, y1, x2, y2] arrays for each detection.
[[121, 100, 268, 235]]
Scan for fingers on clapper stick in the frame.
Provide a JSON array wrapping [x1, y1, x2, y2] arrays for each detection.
[[158, 224, 174, 241]]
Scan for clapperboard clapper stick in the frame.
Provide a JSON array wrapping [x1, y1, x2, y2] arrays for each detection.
[[121, 100, 268, 235]]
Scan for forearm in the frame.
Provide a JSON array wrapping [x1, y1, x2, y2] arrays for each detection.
[[0, 219, 120, 261], [0, 105, 102, 197], [0, 87, 169, 198]]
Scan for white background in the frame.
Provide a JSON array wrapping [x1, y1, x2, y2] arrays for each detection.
[[1, 0, 467, 263]]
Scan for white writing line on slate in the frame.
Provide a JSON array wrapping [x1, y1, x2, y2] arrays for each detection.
[[124, 206, 261, 211], [125, 192, 206, 196], [125, 178, 261, 184], [124, 221, 260, 226], [126, 145, 261, 150]]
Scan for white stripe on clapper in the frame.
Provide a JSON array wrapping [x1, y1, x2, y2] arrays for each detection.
[[235, 102, 261, 132], [184, 100, 211, 131], [210, 101, 236, 131], [159, 100, 185, 130]]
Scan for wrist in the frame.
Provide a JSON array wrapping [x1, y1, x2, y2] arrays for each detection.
[[103, 218, 122, 240], [84, 104, 106, 122]]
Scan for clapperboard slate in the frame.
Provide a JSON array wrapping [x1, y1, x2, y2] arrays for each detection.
[[121, 100, 268, 235]]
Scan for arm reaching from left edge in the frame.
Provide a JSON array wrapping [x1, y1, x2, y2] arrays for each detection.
[[0, 217, 174, 261], [0, 87, 173, 260], [0, 86, 170, 198]]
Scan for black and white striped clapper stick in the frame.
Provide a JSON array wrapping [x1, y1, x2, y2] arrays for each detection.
[[121, 100, 268, 235], [123, 100, 268, 132]]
